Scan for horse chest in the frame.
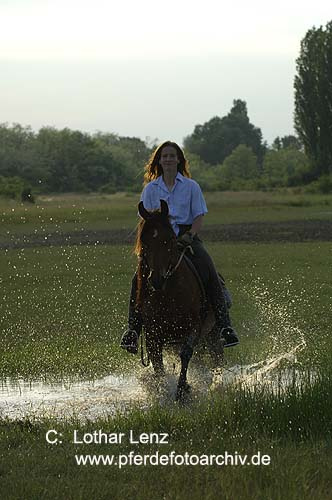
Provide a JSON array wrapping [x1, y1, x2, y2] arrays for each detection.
[[142, 295, 178, 318], [141, 291, 200, 339]]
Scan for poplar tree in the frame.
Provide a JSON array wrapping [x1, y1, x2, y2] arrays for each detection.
[[294, 21, 332, 178]]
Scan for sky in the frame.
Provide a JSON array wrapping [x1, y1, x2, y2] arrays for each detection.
[[0, 0, 331, 146]]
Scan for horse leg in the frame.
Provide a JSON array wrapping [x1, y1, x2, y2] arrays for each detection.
[[176, 335, 195, 401], [148, 339, 165, 377]]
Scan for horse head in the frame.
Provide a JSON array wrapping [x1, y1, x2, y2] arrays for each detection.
[[138, 200, 177, 291]]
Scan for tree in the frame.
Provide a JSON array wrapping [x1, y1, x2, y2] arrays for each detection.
[[272, 135, 302, 151], [185, 152, 219, 191], [0, 123, 153, 193], [263, 148, 311, 187], [36, 127, 90, 191], [294, 21, 332, 178], [183, 99, 265, 166], [0, 123, 38, 180], [217, 145, 259, 190], [93, 133, 151, 191], [36, 128, 123, 192], [0, 175, 25, 199]]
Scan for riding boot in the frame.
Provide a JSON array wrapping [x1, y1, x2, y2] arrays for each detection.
[[209, 277, 239, 348], [120, 273, 142, 354]]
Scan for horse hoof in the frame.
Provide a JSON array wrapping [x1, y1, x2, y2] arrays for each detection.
[[176, 382, 191, 402], [183, 382, 191, 393]]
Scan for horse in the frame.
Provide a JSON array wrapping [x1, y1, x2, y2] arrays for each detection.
[[134, 199, 218, 400]]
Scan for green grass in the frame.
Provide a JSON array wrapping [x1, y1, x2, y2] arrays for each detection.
[[1, 374, 332, 499], [0, 193, 331, 499], [1, 190, 332, 239], [0, 244, 135, 378], [0, 241, 330, 378]]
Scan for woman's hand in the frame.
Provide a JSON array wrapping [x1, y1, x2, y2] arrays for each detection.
[[177, 231, 194, 248]]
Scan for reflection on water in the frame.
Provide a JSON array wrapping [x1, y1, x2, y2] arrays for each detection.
[[0, 374, 147, 421], [0, 340, 314, 421]]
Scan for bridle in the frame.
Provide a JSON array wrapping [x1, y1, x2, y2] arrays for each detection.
[[138, 199, 193, 292], [164, 244, 193, 280], [143, 239, 193, 292]]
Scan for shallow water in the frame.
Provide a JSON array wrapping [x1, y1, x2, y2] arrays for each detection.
[[0, 374, 147, 421], [0, 340, 313, 421]]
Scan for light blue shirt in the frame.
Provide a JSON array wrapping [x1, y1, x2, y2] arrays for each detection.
[[140, 172, 208, 235]]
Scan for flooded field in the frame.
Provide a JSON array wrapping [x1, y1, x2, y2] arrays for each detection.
[[0, 339, 312, 421]]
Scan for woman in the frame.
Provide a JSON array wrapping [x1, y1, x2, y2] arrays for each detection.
[[120, 140, 239, 353]]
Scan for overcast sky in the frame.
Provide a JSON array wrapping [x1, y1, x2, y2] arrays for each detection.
[[0, 0, 331, 146]]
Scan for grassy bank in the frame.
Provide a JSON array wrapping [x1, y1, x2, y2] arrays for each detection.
[[1, 373, 332, 499], [1, 190, 332, 238]]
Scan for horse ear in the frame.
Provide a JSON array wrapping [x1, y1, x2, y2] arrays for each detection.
[[160, 199, 169, 218], [138, 201, 151, 220]]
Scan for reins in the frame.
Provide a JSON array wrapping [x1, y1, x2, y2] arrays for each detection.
[[140, 334, 150, 367], [164, 244, 194, 280]]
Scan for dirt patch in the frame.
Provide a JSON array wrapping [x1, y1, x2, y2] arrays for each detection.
[[202, 219, 332, 243], [1, 219, 331, 249]]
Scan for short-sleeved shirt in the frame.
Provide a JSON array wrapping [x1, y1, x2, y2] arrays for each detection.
[[140, 172, 208, 236]]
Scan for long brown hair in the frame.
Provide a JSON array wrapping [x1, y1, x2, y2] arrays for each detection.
[[143, 141, 191, 186]]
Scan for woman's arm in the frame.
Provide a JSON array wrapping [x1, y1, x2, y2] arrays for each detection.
[[191, 214, 204, 235]]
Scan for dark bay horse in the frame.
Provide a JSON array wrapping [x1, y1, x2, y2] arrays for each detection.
[[135, 200, 216, 400]]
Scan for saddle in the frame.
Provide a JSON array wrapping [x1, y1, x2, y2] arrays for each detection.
[[183, 253, 209, 320], [183, 253, 231, 320]]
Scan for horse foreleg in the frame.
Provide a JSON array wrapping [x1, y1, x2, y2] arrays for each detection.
[[148, 341, 165, 377], [176, 340, 194, 401]]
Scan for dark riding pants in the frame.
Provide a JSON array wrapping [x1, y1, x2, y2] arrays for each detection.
[[184, 236, 231, 328]]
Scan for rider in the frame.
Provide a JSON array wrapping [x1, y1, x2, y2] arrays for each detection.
[[120, 141, 239, 353]]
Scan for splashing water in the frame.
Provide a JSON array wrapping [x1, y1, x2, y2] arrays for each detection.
[[0, 339, 314, 421], [0, 276, 317, 421], [212, 338, 315, 391]]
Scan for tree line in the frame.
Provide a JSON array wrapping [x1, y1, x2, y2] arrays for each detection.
[[1, 21, 332, 199], [0, 126, 152, 198], [183, 100, 312, 192]]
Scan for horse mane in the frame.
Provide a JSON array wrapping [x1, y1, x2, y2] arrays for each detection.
[[134, 209, 175, 307]]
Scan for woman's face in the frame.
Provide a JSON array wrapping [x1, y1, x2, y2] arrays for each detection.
[[159, 146, 180, 177]]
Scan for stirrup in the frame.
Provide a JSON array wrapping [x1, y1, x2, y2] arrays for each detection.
[[120, 329, 139, 354], [220, 327, 239, 348]]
